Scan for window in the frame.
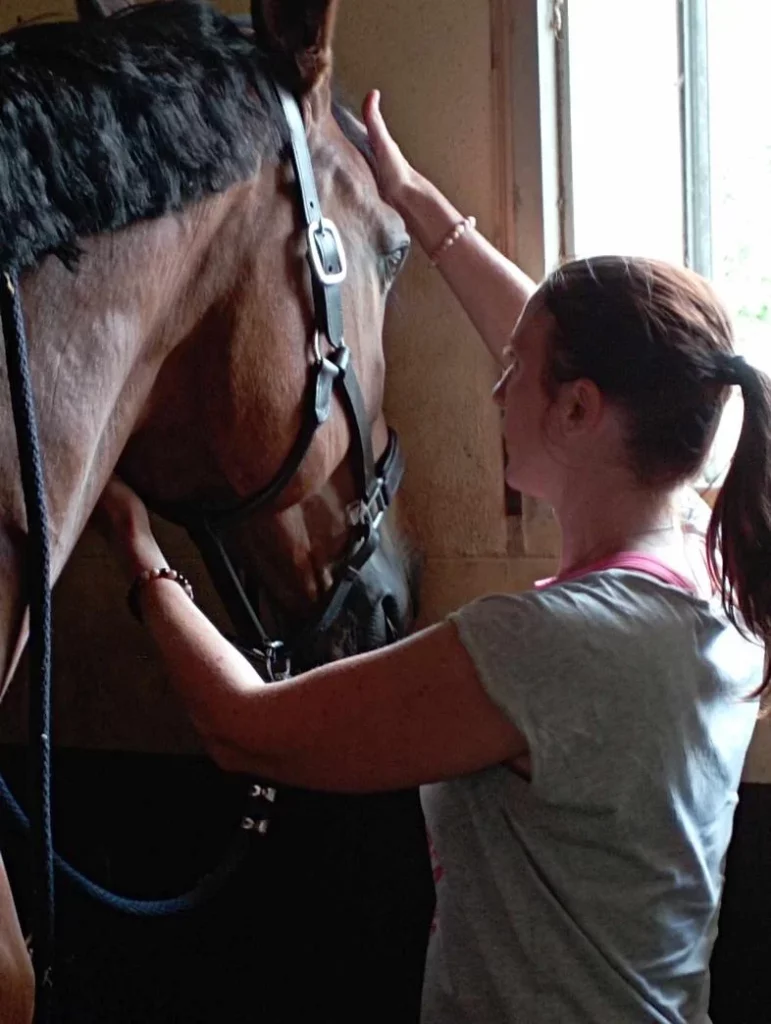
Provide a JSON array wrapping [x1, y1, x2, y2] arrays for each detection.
[[557, 0, 771, 487], [565, 0, 684, 264], [706, 0, 771, 374]]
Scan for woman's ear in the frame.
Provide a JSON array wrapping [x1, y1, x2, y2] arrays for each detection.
[[562, 378, 604, 434]]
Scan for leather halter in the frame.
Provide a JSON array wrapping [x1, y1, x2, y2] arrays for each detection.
[[147, 84, 404, 680]]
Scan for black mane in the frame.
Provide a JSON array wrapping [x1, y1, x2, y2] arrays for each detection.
[[0, 1, 290, 271]]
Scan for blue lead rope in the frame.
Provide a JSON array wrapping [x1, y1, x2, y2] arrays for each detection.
[[1, 267, 55, 1024], [0, 769, 251, 917], [0, 271, 256, 1005]]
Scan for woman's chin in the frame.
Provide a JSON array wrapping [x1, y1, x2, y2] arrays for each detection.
[[505, 467, 546, 501]]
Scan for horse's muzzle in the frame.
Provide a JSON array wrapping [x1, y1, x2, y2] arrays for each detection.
[[292, 529, 420, 673]]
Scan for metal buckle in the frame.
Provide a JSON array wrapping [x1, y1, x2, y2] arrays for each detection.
[[346, 498, 372, 530], [368, 481, 389, 531], [250, 784, 277, 802], [240, 782, 277, 835], [241, 816, 271, 835], [307, 218, 347, 286], [313, 331, 350, 371], [347, 482, 387, 535], [313, 330, 324, 364], [264, 640, 292, 682]]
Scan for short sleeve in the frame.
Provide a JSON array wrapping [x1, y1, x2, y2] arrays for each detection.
[[447, 579, 709, 804]]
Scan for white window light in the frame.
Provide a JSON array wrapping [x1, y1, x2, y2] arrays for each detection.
[[558, 0, 771, 490]]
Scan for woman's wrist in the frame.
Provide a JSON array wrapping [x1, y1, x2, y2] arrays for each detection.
[[394, 172, 467, 260], [128, 567, 194, 623], [94, 476, 165, 580], [114, 520, 167, 581], [387, 163, 424, 218]]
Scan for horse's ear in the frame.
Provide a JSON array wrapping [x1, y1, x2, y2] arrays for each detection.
[[252, 0, 340, 92], [75, 0, 135, 18]]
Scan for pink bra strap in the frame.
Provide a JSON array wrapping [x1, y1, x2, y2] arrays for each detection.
[[537, 551, 698, 594]]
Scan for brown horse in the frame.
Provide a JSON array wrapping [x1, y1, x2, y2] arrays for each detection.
[[0, 2, 430, 1021]]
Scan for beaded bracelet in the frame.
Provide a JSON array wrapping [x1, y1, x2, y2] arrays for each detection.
[[128, 566, 195, 623], [428, 216, 477, 268]]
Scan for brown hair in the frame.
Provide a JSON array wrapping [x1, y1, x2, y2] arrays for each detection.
[[538, 255, 771, 692]]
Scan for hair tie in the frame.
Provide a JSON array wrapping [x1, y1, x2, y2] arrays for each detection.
[[716, 353, 752, 388]]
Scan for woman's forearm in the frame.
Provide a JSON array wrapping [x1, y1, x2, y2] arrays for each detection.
[[129, 576, 524, 793], [396, 170, 536, 365], [136, 579, 271, 759]]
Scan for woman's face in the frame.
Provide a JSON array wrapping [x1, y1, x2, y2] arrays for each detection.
[[493, 299, 557, 498]]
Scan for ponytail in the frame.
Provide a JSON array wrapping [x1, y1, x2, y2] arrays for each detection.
[[537, 255, 771, 690], [707, 362, 771, 694]]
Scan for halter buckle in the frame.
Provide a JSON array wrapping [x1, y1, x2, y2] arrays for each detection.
[[307, 217, 347, 286], [368, 480, 390, 530], [347, 478, 389, 535], [241, 816, 271, 835], [347, 493, 385, 541], [264, 640, 292, 682]]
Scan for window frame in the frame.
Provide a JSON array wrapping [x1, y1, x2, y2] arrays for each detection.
[[679, 0, 713, 278]]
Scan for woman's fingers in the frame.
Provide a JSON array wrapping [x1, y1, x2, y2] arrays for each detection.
[[92, 476, 165, 579], [365, 90, 401, 160], [362, 89, 387, 145], [362, 89, 409, 205], [96, 475, 150, 533]]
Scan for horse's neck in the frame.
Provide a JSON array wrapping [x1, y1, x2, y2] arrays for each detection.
[[0, 209, 221, 690]]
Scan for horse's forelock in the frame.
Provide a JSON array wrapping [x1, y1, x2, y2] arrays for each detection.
[[0, 0, 291, 272]]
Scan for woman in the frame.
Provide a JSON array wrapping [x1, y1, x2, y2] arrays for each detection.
[[97, 92, 771, 1023]]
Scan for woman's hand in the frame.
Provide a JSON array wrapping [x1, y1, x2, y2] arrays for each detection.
[[362, 90, 415, 211], [367, 89, 534, 366], [92, 475, 166, 581]]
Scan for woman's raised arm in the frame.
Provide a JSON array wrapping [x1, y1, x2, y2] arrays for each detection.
[[363, 89, 536, 365]]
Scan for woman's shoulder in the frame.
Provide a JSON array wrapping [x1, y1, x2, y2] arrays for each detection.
[[452, 567, 702, 632], [447, 575, 667, 687], [451, 569, 763, 703]]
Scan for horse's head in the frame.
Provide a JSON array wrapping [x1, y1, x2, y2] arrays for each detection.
[[100, 0, 419, 673]]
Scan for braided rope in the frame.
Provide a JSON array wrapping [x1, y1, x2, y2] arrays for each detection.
[[1, 268, 55, 1022], [0, 771, 250, 917], [0, 270, 255, 947]]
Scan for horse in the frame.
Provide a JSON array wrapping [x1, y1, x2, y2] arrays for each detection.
[[0, 2, 433, 1020]]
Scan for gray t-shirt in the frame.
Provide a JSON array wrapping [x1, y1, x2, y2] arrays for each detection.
[[421, 570, 763, 1024]]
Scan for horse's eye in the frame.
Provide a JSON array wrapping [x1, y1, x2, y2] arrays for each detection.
[[381, 244, 410, 286]]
